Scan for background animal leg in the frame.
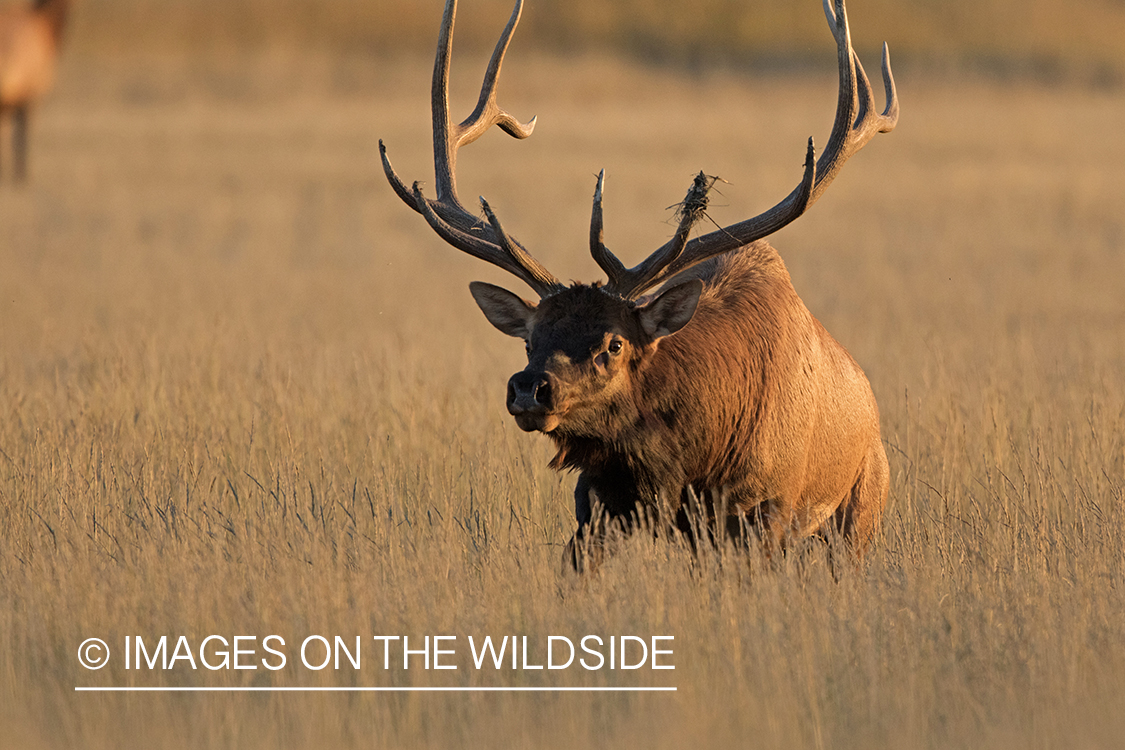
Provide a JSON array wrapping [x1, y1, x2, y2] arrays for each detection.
[[12, 107, 28, 183]]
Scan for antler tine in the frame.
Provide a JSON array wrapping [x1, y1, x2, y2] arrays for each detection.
[[379, 0, 563, 298], [434, 0, 536, 205], [412, 183, 563, 297], [597, 0, 897, 300], [601, 171, 714, 297], [379, 140, 416, 209], [480, 197, 566, 297], [589, 170, 628, 288], [809, 0, 898, 205], [878, 42, 899, 129], [456, 0, 537, 149], [607, 141, 816, 299]]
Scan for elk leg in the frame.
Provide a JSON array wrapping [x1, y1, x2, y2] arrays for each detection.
[[832, 440, 890, 558], [745, 498, 795, 561], [672, 484, 709, 554], [563, 476, 601, 574], [563, 514, 609, 576], [12, 107, 28, 183], [563, 483, 652, 575], [574, 473, 592, 526]]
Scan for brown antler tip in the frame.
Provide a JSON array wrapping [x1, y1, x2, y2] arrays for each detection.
[[880, 42, 894, 84], [379, 140, 425, 214], [878, 42, 899, 131]]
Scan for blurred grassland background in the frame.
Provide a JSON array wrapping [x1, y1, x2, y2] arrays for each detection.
[[64, 0, 1125, 85], [3, 0, 1125, 748]]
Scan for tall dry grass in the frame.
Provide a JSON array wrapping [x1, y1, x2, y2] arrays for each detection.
[[1, 27, 1125, 750]]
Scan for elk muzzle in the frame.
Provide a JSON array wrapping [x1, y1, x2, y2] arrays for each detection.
[[507, 370, 561, 432]]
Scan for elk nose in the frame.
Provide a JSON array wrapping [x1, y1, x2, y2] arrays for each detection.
[[507, 371, 553, 414]]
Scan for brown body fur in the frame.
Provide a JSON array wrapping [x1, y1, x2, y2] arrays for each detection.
[[542, 241, 888, 564], [0, 0, 68, 181]]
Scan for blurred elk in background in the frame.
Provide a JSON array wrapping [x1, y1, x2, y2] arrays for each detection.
[[380, 0, 898, 572], [0, 0, 69, 182]]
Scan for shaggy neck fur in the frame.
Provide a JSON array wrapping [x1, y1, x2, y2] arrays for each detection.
[[545, 243, 799, 517]]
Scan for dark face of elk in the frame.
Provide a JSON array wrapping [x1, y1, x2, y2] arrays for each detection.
[[470, 279, 704, 434]]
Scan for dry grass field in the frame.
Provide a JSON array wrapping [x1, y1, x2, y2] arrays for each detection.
[[2, 3, 1125, 747]]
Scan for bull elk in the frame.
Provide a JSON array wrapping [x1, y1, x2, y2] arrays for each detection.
[[0, 0, 69, 182], [380, 0, 898, 571]]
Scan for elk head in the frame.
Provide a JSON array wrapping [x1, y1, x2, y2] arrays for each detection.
[[468, 278, 703, 433], [379, 0, 898, 436]]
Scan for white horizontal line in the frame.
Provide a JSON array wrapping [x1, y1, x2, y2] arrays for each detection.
[[75, 686, 676, 692]]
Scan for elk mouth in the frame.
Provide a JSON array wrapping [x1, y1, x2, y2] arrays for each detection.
[[512, 411, 562, 433]]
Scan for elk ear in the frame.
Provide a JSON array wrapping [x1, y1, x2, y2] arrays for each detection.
[[469, 281, 538, 339], [637, 279, 703, 341]]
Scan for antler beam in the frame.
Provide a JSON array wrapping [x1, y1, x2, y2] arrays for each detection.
[[379, 0, 564, 298], [595, 0, 899, 299]]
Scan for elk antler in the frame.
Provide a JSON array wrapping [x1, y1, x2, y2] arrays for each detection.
[[594, 0, 899, 299], [379, 0, 565, 298]]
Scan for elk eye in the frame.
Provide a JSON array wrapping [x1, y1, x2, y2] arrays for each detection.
[[608, 339, 623, 355]]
